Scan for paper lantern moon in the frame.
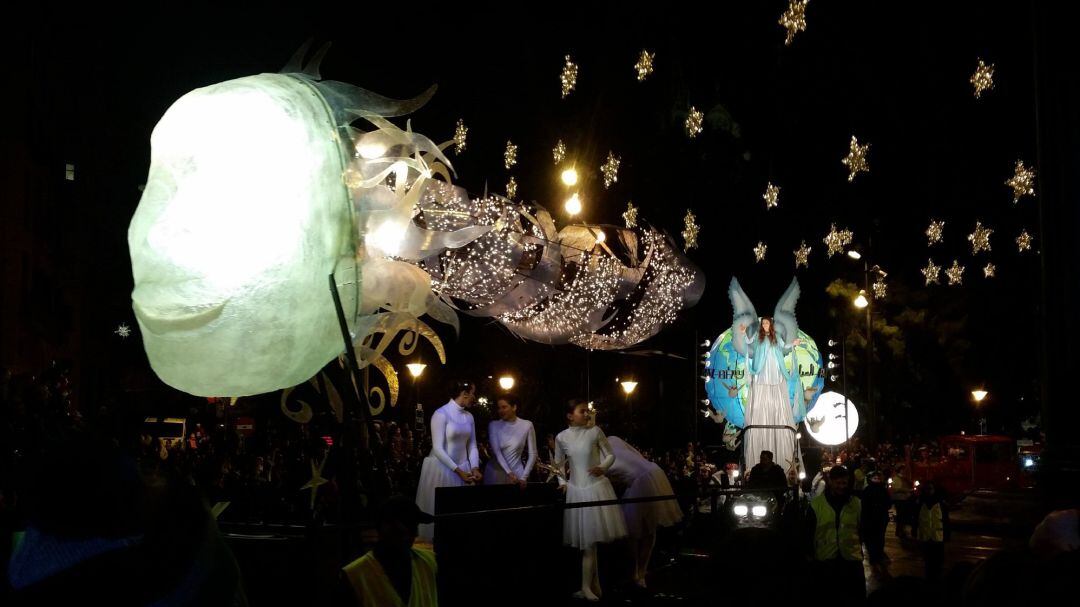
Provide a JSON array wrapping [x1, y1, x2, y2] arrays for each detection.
[[803, 391, 859, 445], [703, 327, 824, 428]]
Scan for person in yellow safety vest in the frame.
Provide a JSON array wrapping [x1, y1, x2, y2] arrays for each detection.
[[805, 465, 865, 604], [916, 480, 949, 583], [890, 465, 913, 538], [341, 495, 438, 607]]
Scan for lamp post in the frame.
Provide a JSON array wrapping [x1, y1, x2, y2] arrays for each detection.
[[848, 248, 878, 446], [972, 389, 988, 434], [621, 380, 638, 438], [407, 363, 426, 430]]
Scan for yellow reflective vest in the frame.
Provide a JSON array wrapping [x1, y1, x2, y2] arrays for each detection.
[[343, 547, 438, 607], [918, 502, 944, 543], [811, 493, 863, 561]]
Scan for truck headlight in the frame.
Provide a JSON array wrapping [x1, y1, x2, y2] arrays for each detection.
[[733, 504, 749, 517], [752, 505, 768, 518]]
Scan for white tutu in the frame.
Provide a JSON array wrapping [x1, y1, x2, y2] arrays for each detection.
[[622, 465, 683, 537], [564, 476, 628, 549], [415, 455, 466, 541]]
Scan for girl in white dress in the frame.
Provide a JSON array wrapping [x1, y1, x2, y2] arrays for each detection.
[[415, 380, 481, 541], [483, 394, 537, 487], [555, 400, 627, 601], [606, 436, 683, 588]]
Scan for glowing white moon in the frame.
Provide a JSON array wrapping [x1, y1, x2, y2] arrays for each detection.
[[803, 391, 859, 445]]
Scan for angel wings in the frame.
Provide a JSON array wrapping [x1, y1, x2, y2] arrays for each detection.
[[728, 277, 801, 357]]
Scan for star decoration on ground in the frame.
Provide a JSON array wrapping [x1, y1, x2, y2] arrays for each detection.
[[686, 106, 704, 138], [983, 262, 996, 278], [682, 210, 700, 251], [453, 119, 467, 155], [842, 135, 870, 182], [967, 221, 993, 255], [823, 223, 854, 258], [926, 220, 945, 246], [506, 176, 517, 200], [754, 241, 768, 263], [971, 58, 995, 99], [114, 323, 131, 339], [922, 259, 942, 285], [1005, 160, 1036, 203], [763, 182, 780, 210], [600, 151, 620, 189], [634, 49, 655, 81], [872, 279, 887, 300], [779, 0, 809, 46], [945, 260, 965, 286], [1016, 229, 1033, 252], [794, 241, 811, 268], [504, 140, 518, 170], [623, 201, 638, 228], [552, 139, 566, 164], [300, 457, 330, 510], [560, 55, 578, 98]]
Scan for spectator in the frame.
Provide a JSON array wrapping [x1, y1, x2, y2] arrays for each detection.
[[340, 495, 436, 606], [746, 450, 787, 490], [806, 465, 864, 604], [916, 481, 948, 583]]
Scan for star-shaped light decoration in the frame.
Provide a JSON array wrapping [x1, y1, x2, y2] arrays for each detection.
[[686, 106, 704, 138], [504, 140, 518, 170], [970, 58, 995, 99], [1016, 229, 1033, 252], [115, 323, 131, 339], [682, 209, 700, 251], [779, 0, 810, 46], [453, 119, 468, 155], [872, 279, 888, 300], [983, 262, 996, 278], [967, 221, 993, 255], [300, 457, 330, 510], [552, 139, 566, 165], [794, 241, 811, 269], [635, 49, 655, 81], [506, 176, 518, 200], [922, 259, 942, 285], [926, 219, 945, 246], [841, 135, 870, 182], [560, 55, 578, 99], [600, 151, 620, 189], [763, 182, 780, 210], [753, 241, 768, 263], [1005, 160, 1036, 204], [945, 260, 965, 286], [623, 201, 638, 229], [823, 223, 854, 258]]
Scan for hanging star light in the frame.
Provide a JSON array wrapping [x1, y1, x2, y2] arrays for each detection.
[[552, 139, 566, 165], [967, 221, 993, 255], [686, 106, 704, 138], [763, 182, 780, 210], [560, 55, 578, 98], [872, 279, 887, 299], [754, 241, 768, 263], [601, 151, 621, 189], [635, 49, 655, 81], [926, 219, 945, 246], [779, 0, 809, 46], [682, 209, 700, 251], [922, 259, 942, 285], [115, 323, 131, 339], [971, 58, 995, 99], [946, 260, 965, 286], [300, 457, 329, 510], [794, 240, 811, 268], [823, 223, 854, 258], [841, 135, 870, 182], [1005, 160, 1036, 203], [623, 201, 638, 228], [504, 140, 518, 170], [453, 119, 468, 155], [1016, 229, 1033, 252], [506, 176, 518, 200], [983, 262, 996, 278]]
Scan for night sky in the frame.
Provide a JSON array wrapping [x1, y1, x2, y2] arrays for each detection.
[[5, 2, 1051, 446]]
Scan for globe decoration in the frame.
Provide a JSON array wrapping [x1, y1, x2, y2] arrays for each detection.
[[704, 327, 824, 428]]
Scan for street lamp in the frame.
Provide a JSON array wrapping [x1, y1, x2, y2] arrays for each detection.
[[621, 380, 638, 439], [620, 381, 638, 395], [407, 362, 426, 430], [972, 389, 989, 434], [499, 375, 515, 391], [406, 363, 427, 378], [853, 290, 869, 309], [847, 250, 862, 260]]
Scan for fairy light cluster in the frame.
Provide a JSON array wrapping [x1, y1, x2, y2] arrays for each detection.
[[946, 260, 965, 286], [763, 182, 780, 209], [553, 139, 566, 164], [560, 55, 578, 98], [842, 135, 870, 182], [926, 220, 945, 245], [453, 119, 468, 154], [971, 59, 995, 99], [1005, 160, 1036, 204], [967, 221, 993, 255], [823, 223, 854, 257], [601, 151, 621, 188], [623, 201, 639, 228], [686, 106, 704, 138], [1016, 229, 1033, 252], [635, 49, 655, 81], [794, 241, 811, 268], [779, 0, 809, 46], [504, 140, 518, 170]]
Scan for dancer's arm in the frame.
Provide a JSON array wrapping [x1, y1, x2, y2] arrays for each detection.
[[554, 435, 568, 487], [523, 422, 538, 479], [594, 428, 616, 472], [429, 411, 462, 472], [489, 423, 513, 476], [467, 415, 481, 474]]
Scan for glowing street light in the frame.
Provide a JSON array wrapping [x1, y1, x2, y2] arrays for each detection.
[[498, 375, 515, 391], [620, 380, 638, 395], [406, 363, 427, 378], [971, 389, 988, 403], [560, 167, 579, 186], [564, 192, 582, 216], [847, 250, 862, 260], [853, 290, 869, 309]]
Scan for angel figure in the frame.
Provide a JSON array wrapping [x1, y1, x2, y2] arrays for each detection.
[[729, 277, 807, 475]]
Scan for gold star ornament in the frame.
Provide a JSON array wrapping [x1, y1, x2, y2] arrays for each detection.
[[686, 106, 704, 138], [872, 279, 887, 300], [823, 223, 854, 258], [754, 241, 768, 263], [301, 457, 330, 510], [623, 201, 639, 229], [763, 182, 780, 210], [682, 209, 700, 251], [971, 59, 995, 99], [560, 55, 578, 99], [453, 119, 468, 155], [1016, 229, 1033, 252], [635, 49, 655, 81], [926, 220, 945, 246], [779, 0, 809, 46], [504, 140, 518, 170], [601, 151, 620, 189], [794, 241, 811, 269], [553, 139, 566, 165], [922, 259, 941, 285], [983, 263, 996, 278], [946, 260, 965, 286], [842, 135, 870, 182], [1005, 160, 1036, 204], [506, 176, 518, 200], [967, 221, 993, 255]]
